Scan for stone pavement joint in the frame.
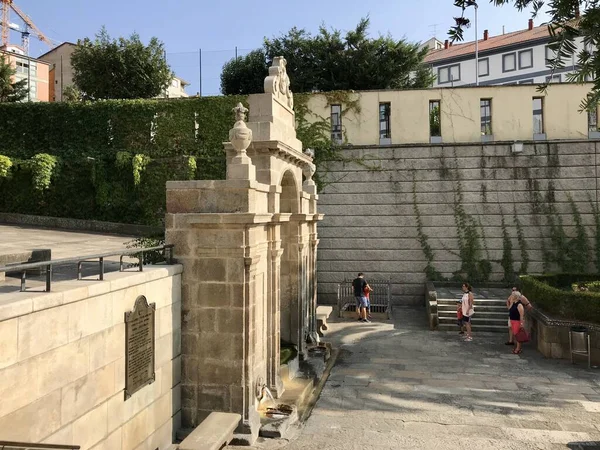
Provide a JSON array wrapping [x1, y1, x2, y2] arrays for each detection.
[[227, 307, 600, 450]]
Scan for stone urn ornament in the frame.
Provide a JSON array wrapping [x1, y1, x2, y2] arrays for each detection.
[[229, 102, 253, 158]]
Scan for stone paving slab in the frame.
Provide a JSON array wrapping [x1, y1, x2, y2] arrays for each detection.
[[228, 307, 600, 450]]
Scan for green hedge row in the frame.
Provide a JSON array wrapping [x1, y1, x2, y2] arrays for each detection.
[[0, 96, 246, 225], [520, 274, 600, 324]]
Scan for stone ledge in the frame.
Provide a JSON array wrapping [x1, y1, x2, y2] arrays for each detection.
[[178, 412, 240, 450], [0, 265, 182, 322]]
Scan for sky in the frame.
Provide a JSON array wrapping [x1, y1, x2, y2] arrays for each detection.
[[10, 0, 549, 96]]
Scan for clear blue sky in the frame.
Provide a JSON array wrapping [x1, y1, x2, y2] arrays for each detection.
[[12, 0, 547, 96]]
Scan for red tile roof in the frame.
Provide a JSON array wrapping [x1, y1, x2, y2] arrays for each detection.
[[424, 23, 551, 64]]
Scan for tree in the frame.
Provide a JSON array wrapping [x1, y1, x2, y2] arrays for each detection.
[[0, 56, 28, 102], [62, 84, 83, 102], [450, 1, 598, 109], [71, 27, 172, 100], [220, 18, 434, 95], [220, 49, 269, 95]]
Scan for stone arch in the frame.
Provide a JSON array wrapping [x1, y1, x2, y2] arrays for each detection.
[[279, 169, 300, 214], [279, 169, 301, 350]]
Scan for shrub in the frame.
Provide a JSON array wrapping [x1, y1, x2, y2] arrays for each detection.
[[520, 274, 600, 324]]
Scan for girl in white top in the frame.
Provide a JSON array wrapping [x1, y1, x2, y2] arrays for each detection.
[[461, 283, 475, 341]]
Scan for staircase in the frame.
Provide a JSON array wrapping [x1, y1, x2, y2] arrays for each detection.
[[437, 297, 508, 333]]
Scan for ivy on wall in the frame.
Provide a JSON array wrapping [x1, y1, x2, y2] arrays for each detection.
[[0, 96, 246, 225]]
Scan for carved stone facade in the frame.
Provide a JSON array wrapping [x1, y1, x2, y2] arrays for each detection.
[[165, 57, 322, 444]]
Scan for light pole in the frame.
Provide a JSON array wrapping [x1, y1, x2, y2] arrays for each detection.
[[475, 2, 479, 86]]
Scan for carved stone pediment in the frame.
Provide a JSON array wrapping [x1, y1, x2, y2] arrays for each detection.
[[264, 56, 294, 109]]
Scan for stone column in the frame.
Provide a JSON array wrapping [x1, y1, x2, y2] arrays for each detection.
[[266, 224, 284, 397]]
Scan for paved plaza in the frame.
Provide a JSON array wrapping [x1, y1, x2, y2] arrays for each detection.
[[0, 224, 134, 259], [230, 308, 600, 450]]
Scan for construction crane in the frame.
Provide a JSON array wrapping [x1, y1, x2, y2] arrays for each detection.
[[1, 0, 55, 53]]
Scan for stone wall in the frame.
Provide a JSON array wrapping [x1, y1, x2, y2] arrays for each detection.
[[317, 140, 600, 306], [0, 265, 182, 450]]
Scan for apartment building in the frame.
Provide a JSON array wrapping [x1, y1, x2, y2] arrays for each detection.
[[1, 44, 50, 102], [424, 19, 585, 87]]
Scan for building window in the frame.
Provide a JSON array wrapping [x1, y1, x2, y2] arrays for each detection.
[[546, 74, 561, 83], [379, 102, 391, 143], [545, 45, 557, 63], [588, 107, 599, 133], [533, 97, 544, 135], [171, 79, 179, 88], [331, 104, 342, 143], [429, 100, 441, 138], [16, 60, 29, 74], [518, 49, 534, 69], [519, 79, 534, 85], [478, 58, 489, 77], [502, 53, 517, 72], [437, 64, 460, 84], [480, 99, 493, 136]]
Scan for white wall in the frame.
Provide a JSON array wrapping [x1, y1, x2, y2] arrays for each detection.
[[0, 265, 182, 450], [432, 37, 585, 87]]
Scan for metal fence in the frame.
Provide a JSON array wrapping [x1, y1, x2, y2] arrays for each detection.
[[337, 279, 391, 319], [166, 47, 255, 98], [0, 245, 174, 292]]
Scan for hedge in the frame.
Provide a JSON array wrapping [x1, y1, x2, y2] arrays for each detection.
[[520, 274, 600, 324], [0, 96, 246, 226]]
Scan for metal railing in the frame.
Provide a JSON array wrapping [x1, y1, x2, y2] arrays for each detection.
[[0, 245, 174, 292], [337, 279, 391, 319], [0, 442, 79, 450]]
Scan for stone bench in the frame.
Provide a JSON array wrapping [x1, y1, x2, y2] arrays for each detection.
[[178, 412, 241, 450], [316, 305, 333, 337], [0, 249, 52, 282]]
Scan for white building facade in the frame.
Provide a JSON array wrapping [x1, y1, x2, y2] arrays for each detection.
[[425, 20, 586, 87]]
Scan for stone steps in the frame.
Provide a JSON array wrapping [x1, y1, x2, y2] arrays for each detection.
[[437, 297, 507, 333]]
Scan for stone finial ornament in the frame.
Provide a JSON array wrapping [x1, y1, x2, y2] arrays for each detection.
[[303, 162, 316, 186], [229, 102, 253, 157], [303, 148, 315, 159], [264, 57, 294, 109]]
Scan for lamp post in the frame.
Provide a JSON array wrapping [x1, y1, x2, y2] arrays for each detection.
[[475, 2, 479, 86]]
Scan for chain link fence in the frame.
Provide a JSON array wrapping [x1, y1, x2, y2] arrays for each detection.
[[166, 48, 254, 98]]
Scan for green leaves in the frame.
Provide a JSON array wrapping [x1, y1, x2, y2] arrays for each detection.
[[221, 17, 434, 95], [0, 155, 12, 178], [30, 153, 58, 191], [71, 27, 173, 100], [0, 57, 28, 103], [449, 1, 600, 110]]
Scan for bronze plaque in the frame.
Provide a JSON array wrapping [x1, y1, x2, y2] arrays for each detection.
[[124, 295, 156, 400]]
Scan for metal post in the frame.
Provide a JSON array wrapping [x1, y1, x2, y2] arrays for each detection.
[[235, 46, 238, 59], [20, 271, 26, 292], [475, 2, 479, 86], [45, 265, 52, 292], [60, 54, 64, 101], [27, 55, 31, 102], [198, 48, 202, 97], [77, 261, 83, 280], [99, 257, 104, 280], [138, 253, 144, 272]]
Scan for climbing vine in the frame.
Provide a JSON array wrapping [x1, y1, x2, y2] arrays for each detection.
[[513, 206, 529, 275], [30, 153, 58, 191], [294, 91, 375, 191], [412, 171, 444, 281], [0, 155, 12, 178], [589, 193, 600, 273], [450, 154, 491, 282], [132, 154, 151, 186], [500, 213, 514, 282]]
